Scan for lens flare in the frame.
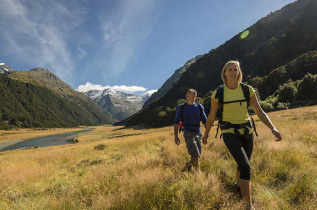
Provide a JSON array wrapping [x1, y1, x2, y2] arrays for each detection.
[[240, 30, 249, 39]]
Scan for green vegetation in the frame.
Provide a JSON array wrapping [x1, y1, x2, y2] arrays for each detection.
[[247, 51, 317, 98], [0, 74, 111, 129], [252, 72, 317, 111]]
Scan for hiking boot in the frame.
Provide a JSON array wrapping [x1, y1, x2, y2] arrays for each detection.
[[245, 204, 255, 210], [182, 161, 192, 172]]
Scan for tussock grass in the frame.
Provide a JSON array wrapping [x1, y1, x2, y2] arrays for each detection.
[[0, 106, 317, 209]]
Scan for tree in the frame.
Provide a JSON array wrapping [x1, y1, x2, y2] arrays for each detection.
[[278, 81, 297, 103], [296, 73, 317, 101]]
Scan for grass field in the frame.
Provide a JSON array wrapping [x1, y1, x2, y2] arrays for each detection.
[[0, 106, 316, 209]]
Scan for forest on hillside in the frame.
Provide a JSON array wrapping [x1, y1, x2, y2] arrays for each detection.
[[0, 75, 110, 129]]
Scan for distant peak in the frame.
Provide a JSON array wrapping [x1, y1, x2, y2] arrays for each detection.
[[0, 63, 15, 75], [29, 68, 59, 80], [29, 68, 53, 74]]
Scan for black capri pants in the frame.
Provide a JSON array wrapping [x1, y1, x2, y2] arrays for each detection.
[[222, 133, 254, 180]]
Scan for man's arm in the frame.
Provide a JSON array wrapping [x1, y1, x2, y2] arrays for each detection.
[[173, 105, 182, 145], [174, 124, 180, 145], [199, 104, 208, 125]]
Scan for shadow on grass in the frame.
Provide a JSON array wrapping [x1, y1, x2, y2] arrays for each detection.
[[112, 125, 150, 131]]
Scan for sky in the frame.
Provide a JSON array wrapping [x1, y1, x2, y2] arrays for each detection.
[[0, 0, 296, 94]]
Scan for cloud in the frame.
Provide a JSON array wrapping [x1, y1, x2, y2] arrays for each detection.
[[99, 0, 156, 77], [77, 82, 107, 92], [77, 46, 88, 59], [77, 82, 147, 94], [143, 89, 158, 96], [0, 0, 158, 86], [112, 85, 146, 93], [0, 0, 86, 81]]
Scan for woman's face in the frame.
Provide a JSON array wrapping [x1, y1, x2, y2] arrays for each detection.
[[225, 64, 239, 82]]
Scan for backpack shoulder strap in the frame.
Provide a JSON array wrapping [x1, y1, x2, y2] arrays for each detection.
[[197, 103, 203, 111], [215, 84, 225, 138], [180, 103, 186, 122], [215, 84, 224, 105], [240, 83, 250, 107], [197, 103, 203, 120]]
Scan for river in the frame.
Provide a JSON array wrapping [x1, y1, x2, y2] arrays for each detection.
[[0, 129, 93, 152]]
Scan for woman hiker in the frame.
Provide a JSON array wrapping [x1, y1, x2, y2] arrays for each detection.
[[174, 88, 207, 173], [202, 60, 283, 209]]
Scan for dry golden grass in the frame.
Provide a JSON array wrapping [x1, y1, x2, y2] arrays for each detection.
[[0, 127, 90, 143], [0, 106, 316, 209]]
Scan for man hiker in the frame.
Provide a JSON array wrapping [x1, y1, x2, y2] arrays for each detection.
[[174, 88, 207, 173]]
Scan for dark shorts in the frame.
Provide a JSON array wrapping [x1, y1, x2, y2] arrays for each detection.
[[183, 130, 202, 158], [222, 133, 254, 180]]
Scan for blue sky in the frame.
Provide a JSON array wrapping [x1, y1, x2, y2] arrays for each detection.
[[0, 0, 296, 94]]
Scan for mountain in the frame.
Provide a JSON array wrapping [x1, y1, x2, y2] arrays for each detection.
[[0, 63, 14, 75], [125, 0, 317, 128], [143, 55, 203, 108], [0, 68, 112, 129], [83, 88, 152, 122]]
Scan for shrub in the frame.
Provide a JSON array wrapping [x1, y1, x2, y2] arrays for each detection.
[[276, 102, 289, 110], [195, 97, 203, 104], [157, 111, 167, 118], [247, 76, 264, 90], [296, 73, 317, 101], [73, 138, 79, 143], [176, 99, 187, 106], [260, 101, 274, 112], [278, 82, 297, 103], [265, 95, 278, 106], [94, 144, 107, 150], [266, 66, 288, 90]]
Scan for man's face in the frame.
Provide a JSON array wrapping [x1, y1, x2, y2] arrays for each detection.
[[186, 91, 196, 101]]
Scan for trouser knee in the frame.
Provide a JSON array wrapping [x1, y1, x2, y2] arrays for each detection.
[[239, 165, 251, 180]]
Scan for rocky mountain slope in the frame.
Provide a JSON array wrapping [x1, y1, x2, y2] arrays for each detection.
[[83, 88, 152, 122], [125, 0, 317, 127], [143, 55, 203, 108]]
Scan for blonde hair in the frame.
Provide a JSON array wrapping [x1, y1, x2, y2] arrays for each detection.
[[221, 60, 243, 84]]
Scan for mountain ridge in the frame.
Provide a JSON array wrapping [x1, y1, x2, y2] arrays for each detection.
[[143, 55, 203, 108], [125, 0, 317, 128], [0, 68, 112, 129]]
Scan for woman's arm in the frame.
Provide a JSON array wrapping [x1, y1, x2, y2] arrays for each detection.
[[202, 98, 219, 144], [249, 94, 283, 141]]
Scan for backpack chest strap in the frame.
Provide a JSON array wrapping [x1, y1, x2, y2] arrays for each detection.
[[223, 99, 247, 104]]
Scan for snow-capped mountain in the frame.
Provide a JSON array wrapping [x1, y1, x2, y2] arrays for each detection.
[[0, 63, 14, 75], [83, 87, 153, 122]]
